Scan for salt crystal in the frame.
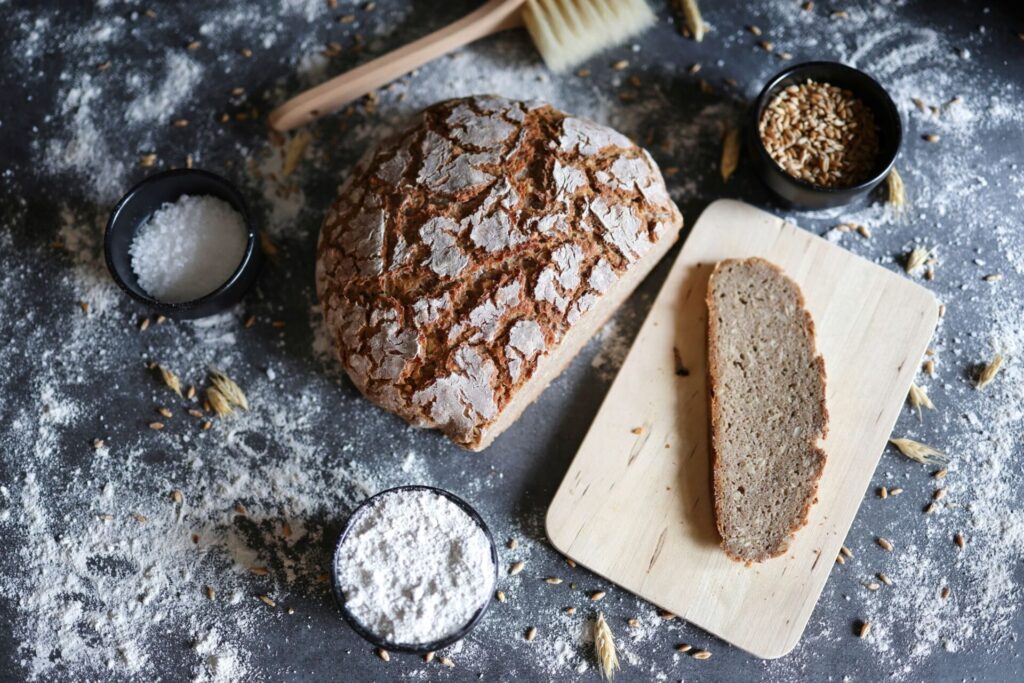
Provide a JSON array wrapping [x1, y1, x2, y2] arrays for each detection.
[[129, 195, 247, 303]]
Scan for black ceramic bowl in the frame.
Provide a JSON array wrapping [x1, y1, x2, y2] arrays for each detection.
[[104, 168, 262, 319], [748, 61, 902, 210], [331, 485, 499, 655]]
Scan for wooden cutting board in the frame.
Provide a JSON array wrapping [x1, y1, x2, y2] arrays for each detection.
[[546, 199, 939, 659]]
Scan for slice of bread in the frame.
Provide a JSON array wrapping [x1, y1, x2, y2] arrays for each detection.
[[706, 258, 828, 563]]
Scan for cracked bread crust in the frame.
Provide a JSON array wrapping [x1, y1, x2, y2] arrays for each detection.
[[316, 95, 683, 450]]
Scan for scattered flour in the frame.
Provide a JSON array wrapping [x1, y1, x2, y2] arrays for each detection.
[[2, 0, 1022, 681]]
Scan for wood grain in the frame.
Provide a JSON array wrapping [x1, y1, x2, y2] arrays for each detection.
[[546, 199, 939, 659]]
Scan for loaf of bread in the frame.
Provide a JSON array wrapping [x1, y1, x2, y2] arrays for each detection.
[[706, 258, 828, 563], [316, 95, 683, 450]]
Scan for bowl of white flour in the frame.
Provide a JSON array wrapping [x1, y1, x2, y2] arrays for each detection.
[[332, 485, 498, 654]]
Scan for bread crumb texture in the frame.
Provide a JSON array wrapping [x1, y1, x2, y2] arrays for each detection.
[[706, 258, 828, 562], [317, 95, 682, 449]]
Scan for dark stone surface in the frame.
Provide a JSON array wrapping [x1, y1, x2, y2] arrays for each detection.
[[0, 1, 1021, 681]]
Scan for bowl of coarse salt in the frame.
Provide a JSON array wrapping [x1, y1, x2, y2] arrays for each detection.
[[104, 168, 262, 319], [332, 485, 499, 655]]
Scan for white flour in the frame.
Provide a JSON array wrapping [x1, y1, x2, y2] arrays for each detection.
[[335, 489, 495, 644]]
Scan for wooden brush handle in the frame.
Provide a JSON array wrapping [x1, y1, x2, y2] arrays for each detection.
[[269, 0, 527, 132]]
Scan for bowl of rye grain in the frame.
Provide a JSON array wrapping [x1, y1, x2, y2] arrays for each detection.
[[748, 61, 901, 209]]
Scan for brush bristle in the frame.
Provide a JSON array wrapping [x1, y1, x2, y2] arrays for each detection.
[[523, 0, 657, 72]]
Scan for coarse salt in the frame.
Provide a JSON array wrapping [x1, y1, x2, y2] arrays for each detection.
[[129, 194, 247, 303], [335, 489, 495, 645]]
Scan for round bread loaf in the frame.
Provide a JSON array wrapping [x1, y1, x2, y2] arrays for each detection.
[[316, 95, 682, 450]]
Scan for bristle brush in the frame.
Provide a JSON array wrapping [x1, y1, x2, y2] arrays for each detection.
[[269, 0, 656, 132]]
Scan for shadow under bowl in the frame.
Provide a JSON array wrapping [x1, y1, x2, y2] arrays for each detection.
[[331, 485, 499, 655], [747, 61, 903, 210], [104, 168, 262, 320]]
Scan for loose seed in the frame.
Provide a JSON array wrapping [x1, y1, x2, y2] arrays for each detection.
[[376, 648, 389, 662], [149, 421, 164, 430], [157, 365, 183, 397], [507, 538, 518, 550], [976, 354, 1003, 390], [954, 532, 965, 548], [590, 591, 606, 601], [720, 126, 741, 181], [877, 537, 893, 551], [205, 586, 216, 600], [439, 656, 454, 668], [878, 573, 893, 586], [693, 650, 712, 660], [680, 0, 704, 41], [423, 651, 434, 663], [258, 594, 275, 607], [611, 59, 629, 70], [157, 407, 172, 418], [565, 606, 577, 614], [509, 561, 525, 576], [495, 590, 506, 602], [525, 626, 537, 641], [659, 610, 676, 620], [933, 488, 947, 501], [566, 557, 577, 568], [171, 489, 183, 504], [941, 586, 951, 599], [93, 439, 105, 450], [858, 621, 870, 638], [677, 643, 692, 653], [923, 133, 940, 142], [890, 437, 947, 465], [889, 487, 904, 496], [841, 545, 854, 558], [924, 502, 937, 514], [545, 577, 563, 585], [835, 554, 845, 565], [879, 486, 888, 499], [866, 582, 881, 591]]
